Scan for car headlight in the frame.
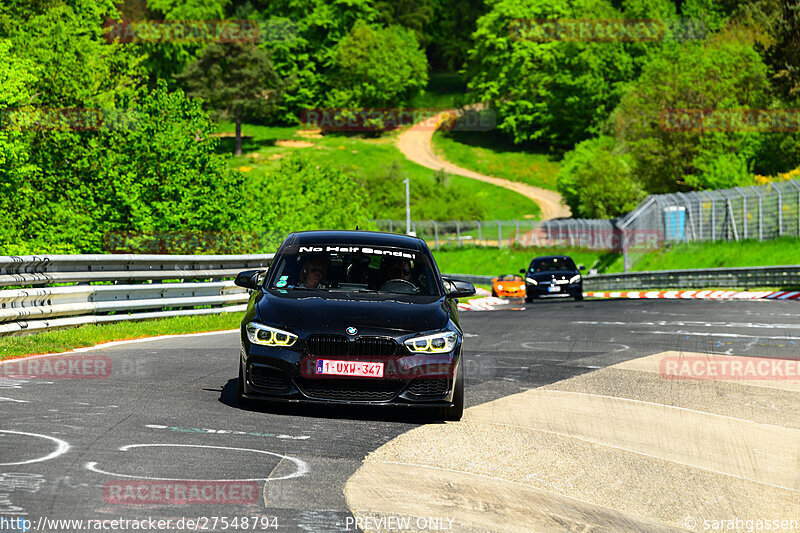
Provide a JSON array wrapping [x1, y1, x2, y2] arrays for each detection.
[[404, 331, 458, 354], [497, 284, 504, 290], [569, 275, 581, 284], [246, 322, 297, 347], [526, 277, 538, 285]]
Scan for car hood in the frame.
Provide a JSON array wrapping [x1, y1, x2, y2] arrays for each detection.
[[255, 292, 451, 336]]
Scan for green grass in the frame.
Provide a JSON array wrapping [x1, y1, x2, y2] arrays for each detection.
[[433, 128, 562, 191], [433, 246, 618, 276], [0, 312, 242, 361], [215, 121, 540, 221], [431, 237, 800, 278], [612, 238, 800, 273]]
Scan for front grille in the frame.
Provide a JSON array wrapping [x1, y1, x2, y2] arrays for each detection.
[[306, 335, 398, 357], [352, 337, 397, 356], [407, 378, 449, 397], [306, 335, 349, 357], [250, 366, 289, 390], [295, 377, 403, 402]]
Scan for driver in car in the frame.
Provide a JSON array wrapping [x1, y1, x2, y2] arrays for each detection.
[[386, 258, 413, 282], [299, 256, 328, 288]]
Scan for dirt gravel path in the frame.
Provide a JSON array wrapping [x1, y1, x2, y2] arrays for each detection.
[[395, 109, 571, 220]]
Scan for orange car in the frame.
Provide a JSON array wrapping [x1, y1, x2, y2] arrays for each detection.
[[491, 274, 526, 298]]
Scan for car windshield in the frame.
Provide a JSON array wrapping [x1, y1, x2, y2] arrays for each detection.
[[530, 257, 576, 272], [267, 245, 441, 296]]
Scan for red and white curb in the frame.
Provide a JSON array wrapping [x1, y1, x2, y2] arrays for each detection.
[[586, 290, 800, 300], [458, 296, 508, 311]]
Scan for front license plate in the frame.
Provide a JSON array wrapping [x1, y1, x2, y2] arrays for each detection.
[[316, 359, 384, 378], [548, 285, 561, 293]]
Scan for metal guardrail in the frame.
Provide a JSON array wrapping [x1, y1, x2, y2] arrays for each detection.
[[444, 265, 800, 292], [0, 254, 274, 335]]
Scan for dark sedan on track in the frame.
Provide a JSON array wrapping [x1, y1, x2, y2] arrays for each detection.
[[521, 255, 585, 302], [234, 230, 475, 420]]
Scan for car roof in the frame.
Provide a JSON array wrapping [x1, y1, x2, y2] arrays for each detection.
[[289, 230, 427, 251]]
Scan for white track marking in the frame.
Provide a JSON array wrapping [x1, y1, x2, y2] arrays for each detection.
[[85, 443, 308, 482], [0, 397, 28, 403], [0, 430, 70, 466]]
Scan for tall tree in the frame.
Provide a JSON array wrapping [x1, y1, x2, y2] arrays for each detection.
[[177, 42, 283, 155]]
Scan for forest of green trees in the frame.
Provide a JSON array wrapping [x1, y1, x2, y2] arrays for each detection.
[[1, 0, 798, 252]]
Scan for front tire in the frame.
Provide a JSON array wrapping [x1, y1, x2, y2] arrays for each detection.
[[238, 364, 253, 408], [441, 364, 464, 421]]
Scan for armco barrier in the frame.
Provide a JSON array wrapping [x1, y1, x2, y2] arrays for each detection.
[[444, 265, 800, 292], [0, 254, 274, 335]]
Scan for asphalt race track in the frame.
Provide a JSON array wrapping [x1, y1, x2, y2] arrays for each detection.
[[1, 298, 798, 532]]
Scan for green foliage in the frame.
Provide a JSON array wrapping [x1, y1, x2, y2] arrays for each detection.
[[326, 20, 428, 108], [375, 0, 435, 45], [464, 0, 637, 150], [176, 42, 283, 154], [556, 137, 645, 218], [612, 39, 771, 193], [354, 160, 486, 220], [252, 153, 374, 248], [255, 0, 378, 121], [427, 0, 488, 71]]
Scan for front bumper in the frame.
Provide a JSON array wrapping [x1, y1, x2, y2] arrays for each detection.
[[526, 283, 582, 297], [240, 341, 460, 407]]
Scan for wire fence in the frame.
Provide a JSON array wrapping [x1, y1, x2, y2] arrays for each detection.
[[372, 179, 800, 271]]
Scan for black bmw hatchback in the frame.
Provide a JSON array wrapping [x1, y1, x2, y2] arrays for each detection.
[[234, 230, 475, 420], [521, 255, 585, 302]]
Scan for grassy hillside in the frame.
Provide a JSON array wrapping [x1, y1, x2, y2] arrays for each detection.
[[433, 128, 561, 191], [216, 122, 541, 221]]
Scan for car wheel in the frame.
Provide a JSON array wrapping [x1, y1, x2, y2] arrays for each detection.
[[574, 291, 584, 301], [491, 289, 497, 297], [238, 364, 253, 408], [441, 365, 464, 421]]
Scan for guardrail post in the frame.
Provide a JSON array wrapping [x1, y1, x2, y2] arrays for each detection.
[[456, 221, 462, 247], [531, 220, 538, 246], [514, 220, 520, 246], [432, 220, 439, 249], [497, 220, 502, 248], [475, 220, 482, 245], [388, 220, 393, 233]]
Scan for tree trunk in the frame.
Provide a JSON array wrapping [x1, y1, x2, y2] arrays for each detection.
[[235, 116, 242, 156]]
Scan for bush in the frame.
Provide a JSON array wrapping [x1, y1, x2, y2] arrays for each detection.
[[252, 153, 374, 249], [557, 137, 645, 218], [327, 20, 428, 109]]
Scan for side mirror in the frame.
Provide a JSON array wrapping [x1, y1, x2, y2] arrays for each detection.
[[234, 269, 265, 290], [443, 277, 476, 299], [579, 264, 586, 270], [519, 268, 525, 274]]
